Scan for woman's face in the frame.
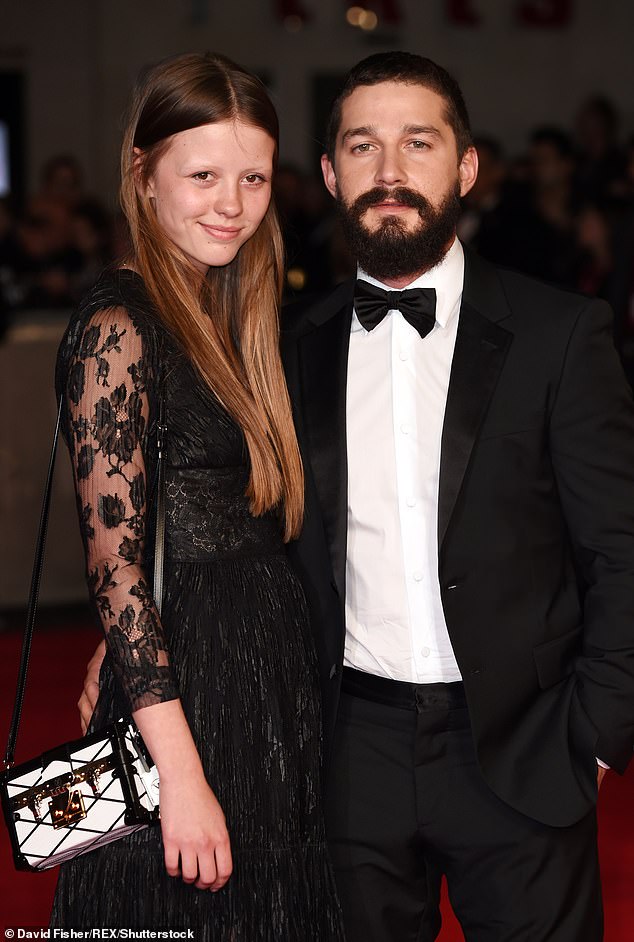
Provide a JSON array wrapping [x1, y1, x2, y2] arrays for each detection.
[[143, 120, 275, 272]]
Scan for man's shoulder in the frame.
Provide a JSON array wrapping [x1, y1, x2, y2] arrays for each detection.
[[466, 249, 610, 332], [280, 292, 324, 332], [498, 266, 592, 312], [281, 279, 355, 336]]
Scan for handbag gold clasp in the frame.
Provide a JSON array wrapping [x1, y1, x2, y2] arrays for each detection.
[[50, 788, 86, 828]]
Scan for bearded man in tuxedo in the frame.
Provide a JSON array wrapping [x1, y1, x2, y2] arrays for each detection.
[[81, 52, 634, 942], [280, 51, 634, 942]]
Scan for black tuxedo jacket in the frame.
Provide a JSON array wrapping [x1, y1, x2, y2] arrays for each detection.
[[281, 248, 634, 828]]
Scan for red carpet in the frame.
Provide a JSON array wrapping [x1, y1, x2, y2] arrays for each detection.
[[0, 613, 632, 939]]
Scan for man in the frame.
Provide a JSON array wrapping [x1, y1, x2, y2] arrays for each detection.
[[81, 53, 634, 941], [282, 52, 634, 941]]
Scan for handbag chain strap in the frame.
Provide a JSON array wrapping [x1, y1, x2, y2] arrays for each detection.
[[2, 396, 167, 770]]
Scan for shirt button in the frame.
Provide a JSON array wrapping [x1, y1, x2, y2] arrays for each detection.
[[399, 350, 408, 361], [413, 571, 423, 582], [406, 497, 416, 507], [400, 423, 410, 435], [421, 646, 431, 658]]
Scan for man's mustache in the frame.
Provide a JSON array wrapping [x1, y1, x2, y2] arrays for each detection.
[[347, 186, 433, 217]]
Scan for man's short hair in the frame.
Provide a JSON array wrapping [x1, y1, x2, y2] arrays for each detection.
[[325, 51, 473, 163]]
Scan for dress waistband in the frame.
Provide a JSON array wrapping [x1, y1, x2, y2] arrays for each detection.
[[163, 467, 284, 562], [341, 666, 466, 711]]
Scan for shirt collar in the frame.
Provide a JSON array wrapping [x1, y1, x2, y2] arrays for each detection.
[[354, 237, 465, 331]]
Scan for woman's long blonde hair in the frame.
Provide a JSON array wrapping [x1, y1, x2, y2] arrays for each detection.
[[120, 52, 303, 540]]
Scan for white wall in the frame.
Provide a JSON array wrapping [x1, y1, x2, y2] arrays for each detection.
[[1, 0, 633, 205]]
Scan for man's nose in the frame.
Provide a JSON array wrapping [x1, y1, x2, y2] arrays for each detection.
[[374, 147, 407, 186]]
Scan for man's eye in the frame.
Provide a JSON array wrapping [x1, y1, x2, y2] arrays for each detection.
[[409, 140, 429, 149], [352, 143, 373, 153]]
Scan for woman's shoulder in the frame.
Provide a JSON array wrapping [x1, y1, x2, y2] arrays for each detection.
[[56, 268, 168, 392], [75, 267, 156, 330], [62, 268, 164, 354]]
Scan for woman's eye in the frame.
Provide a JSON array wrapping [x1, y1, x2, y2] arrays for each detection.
[[192, 172, 212, 181], [243, 174, 265, 184]]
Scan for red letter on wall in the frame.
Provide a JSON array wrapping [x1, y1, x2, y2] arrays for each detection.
[[446, 0, 482, 26], [516, 0, 573, 27]]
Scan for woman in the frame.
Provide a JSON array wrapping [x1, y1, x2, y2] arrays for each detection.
[[50, 52, 344, 939]]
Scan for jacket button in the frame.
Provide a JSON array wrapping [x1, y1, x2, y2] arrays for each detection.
[[329, 663, 339, 680], [330, 579, 338, 593]]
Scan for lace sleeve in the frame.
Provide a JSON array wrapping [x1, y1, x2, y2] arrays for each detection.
[[61, 305, 180, 713]]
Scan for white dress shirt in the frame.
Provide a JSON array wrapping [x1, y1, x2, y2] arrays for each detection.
[[344, 238, 464, 683]]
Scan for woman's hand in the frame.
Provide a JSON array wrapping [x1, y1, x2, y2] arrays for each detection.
[[132, 698, 232, 890], [79, 639, 106, 734], [159, 769, 233, 891]]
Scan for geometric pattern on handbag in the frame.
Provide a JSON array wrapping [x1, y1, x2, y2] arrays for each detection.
[[1, 397, 167, 873], [1, 720, 159, 871]]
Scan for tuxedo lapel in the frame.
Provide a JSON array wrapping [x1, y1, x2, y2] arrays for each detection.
[[297, 281, 354, 600], [290, 254, 512, 583], [438, 252, 513, 547]]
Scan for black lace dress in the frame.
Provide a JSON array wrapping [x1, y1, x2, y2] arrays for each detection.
[[50, 269, 344, 940]]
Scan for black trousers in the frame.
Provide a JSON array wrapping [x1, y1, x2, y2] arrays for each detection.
[[325, 668, 603, 942]]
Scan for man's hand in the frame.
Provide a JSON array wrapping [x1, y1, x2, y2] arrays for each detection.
[[79, 639, 106, 733], [597, 766, 608, 790]]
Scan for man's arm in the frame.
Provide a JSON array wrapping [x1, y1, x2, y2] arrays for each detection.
[[550, 297, 634, 773]]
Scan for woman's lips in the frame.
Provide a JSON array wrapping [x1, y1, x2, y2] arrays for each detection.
[[199, 223, 242, 241]]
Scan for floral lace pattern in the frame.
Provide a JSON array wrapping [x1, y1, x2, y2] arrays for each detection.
[[58, 290, 179, 712], [164, 468, 283, 562]]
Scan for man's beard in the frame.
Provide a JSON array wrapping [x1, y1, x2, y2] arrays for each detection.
[[336, 183, 462, 282]]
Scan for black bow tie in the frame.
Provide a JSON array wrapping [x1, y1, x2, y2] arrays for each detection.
[[354, 280, 437, 340]]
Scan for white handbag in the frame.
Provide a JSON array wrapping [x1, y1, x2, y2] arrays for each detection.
[[1, 720, 159, 870], [1, 398, 167, 871]]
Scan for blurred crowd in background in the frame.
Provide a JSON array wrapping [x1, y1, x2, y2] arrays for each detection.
[[1, 93, 634, 385]]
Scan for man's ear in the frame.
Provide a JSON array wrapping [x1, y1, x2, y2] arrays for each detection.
[[321, 153, 338, 200], [458, 146, 478, 198]]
